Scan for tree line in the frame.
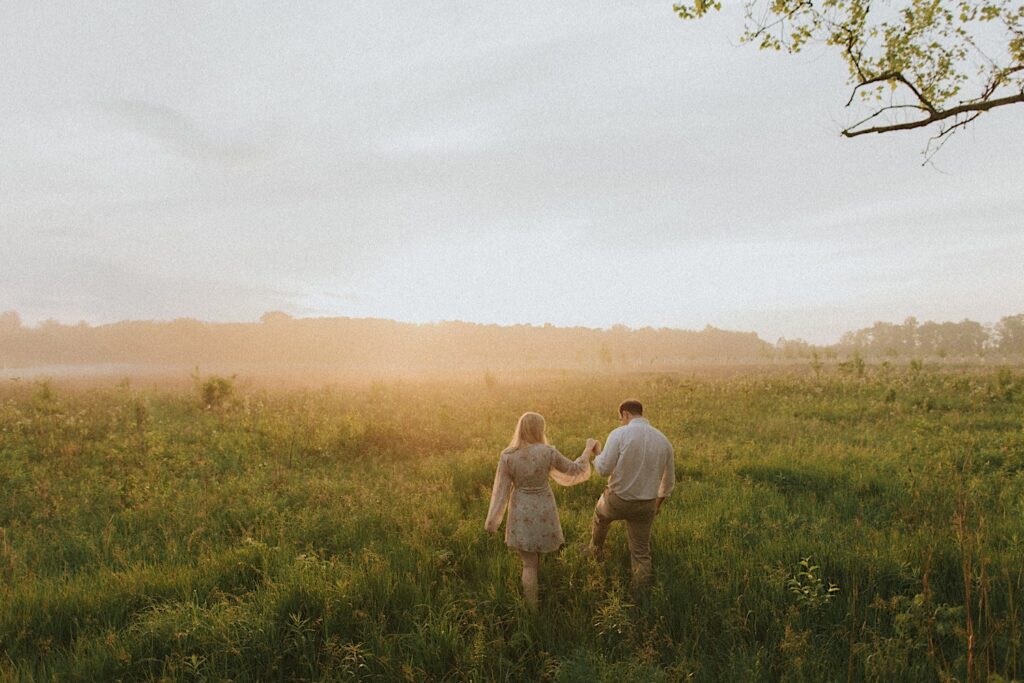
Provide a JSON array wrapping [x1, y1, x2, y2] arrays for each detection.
[[776, 315, 1024, 360], [2, 311, 1021, 372], [0, 311, 769, 372]]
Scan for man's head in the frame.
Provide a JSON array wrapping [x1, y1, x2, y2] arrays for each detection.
[[618, 399, 643, 423]]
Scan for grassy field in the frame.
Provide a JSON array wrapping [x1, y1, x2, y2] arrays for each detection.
[[1, 364, 1022, 681]]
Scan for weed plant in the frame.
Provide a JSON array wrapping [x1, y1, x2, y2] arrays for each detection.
[[0, 365, 1022, 681]]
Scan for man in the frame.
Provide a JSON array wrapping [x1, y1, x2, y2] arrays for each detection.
[[587, 399, 675, 587]]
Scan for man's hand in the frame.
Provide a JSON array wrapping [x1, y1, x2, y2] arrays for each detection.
[[656, 497, 665, 514]]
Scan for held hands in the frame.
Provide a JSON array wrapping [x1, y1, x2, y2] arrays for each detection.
[[585, 438, 602, 455]]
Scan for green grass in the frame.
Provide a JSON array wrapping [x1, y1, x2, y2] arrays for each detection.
[[1, 365, 1022, 681]]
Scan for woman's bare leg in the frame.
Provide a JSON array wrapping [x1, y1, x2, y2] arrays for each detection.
[[518, 550, 540, 608]]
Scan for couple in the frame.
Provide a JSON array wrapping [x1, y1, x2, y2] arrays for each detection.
[[484, 400, 675, 607]]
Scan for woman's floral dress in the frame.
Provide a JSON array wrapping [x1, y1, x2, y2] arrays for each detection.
[[484, 443, 591, 552]]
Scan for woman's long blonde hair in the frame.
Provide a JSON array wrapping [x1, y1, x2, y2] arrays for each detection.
[[504, 412, 548, 453]]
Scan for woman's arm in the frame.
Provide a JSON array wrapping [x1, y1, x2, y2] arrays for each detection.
[[484, 454, 513, 533], [549, 443, 593, 486]]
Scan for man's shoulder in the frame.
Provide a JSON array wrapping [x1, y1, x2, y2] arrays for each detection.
[[646, 422, 669, 436], [641, 422, 673, 445], [607, 425, 629, 439]]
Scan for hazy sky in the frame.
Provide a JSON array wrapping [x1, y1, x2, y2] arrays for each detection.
[[2, 2, 1021, 343]]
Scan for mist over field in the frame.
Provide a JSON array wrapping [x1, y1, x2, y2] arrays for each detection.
[[1, 310, 1023, 381]]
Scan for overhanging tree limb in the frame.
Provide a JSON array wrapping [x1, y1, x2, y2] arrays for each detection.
[[843, 90, 1024, 136], [674, 0, 1024, 152]]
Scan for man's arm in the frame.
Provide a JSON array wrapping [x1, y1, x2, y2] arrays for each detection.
[[657, 441, 675, 503], [593, 429, 621, 476]]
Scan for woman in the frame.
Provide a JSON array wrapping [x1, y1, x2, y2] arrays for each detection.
[[485, 411, 595, 607]]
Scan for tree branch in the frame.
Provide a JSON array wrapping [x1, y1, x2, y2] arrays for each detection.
[[842, 91, 1024, 136], [846, 103, 931, 132], [847, 71, 938, 112], [975, 63, 1024, 101], [922, 111, 983, 165], [838, 27, 870, 101], [746, 0, 814, 46]]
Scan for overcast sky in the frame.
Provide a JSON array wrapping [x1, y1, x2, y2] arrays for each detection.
[[1, 2, 1021, 344]]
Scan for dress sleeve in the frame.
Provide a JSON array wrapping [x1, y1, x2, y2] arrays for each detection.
[[484, 453, 513, 533], [549, 446, 591, 487]]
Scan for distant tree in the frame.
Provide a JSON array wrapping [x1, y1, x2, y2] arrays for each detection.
[[674, 0, 1024, 157], [908, 319, 987, 357], [260, 310, 294, 324], [917, 320, 945, 355], [0, 310, 21, 332], [945, 319, 987, 357], [901, 317, 920, 353], [995, 313, 1024, 354], [839, 315, 991, 358], [872, 321, 905, 356], [776, 337, 814, 359]]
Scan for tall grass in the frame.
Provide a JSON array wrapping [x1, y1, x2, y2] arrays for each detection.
[[0, 365, 1022, 681]]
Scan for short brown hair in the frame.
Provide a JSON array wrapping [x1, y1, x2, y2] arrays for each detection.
[[619, 399, 643, 416]]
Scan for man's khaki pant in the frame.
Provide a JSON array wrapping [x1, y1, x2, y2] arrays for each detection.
[[590, 489, 658, 586]]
